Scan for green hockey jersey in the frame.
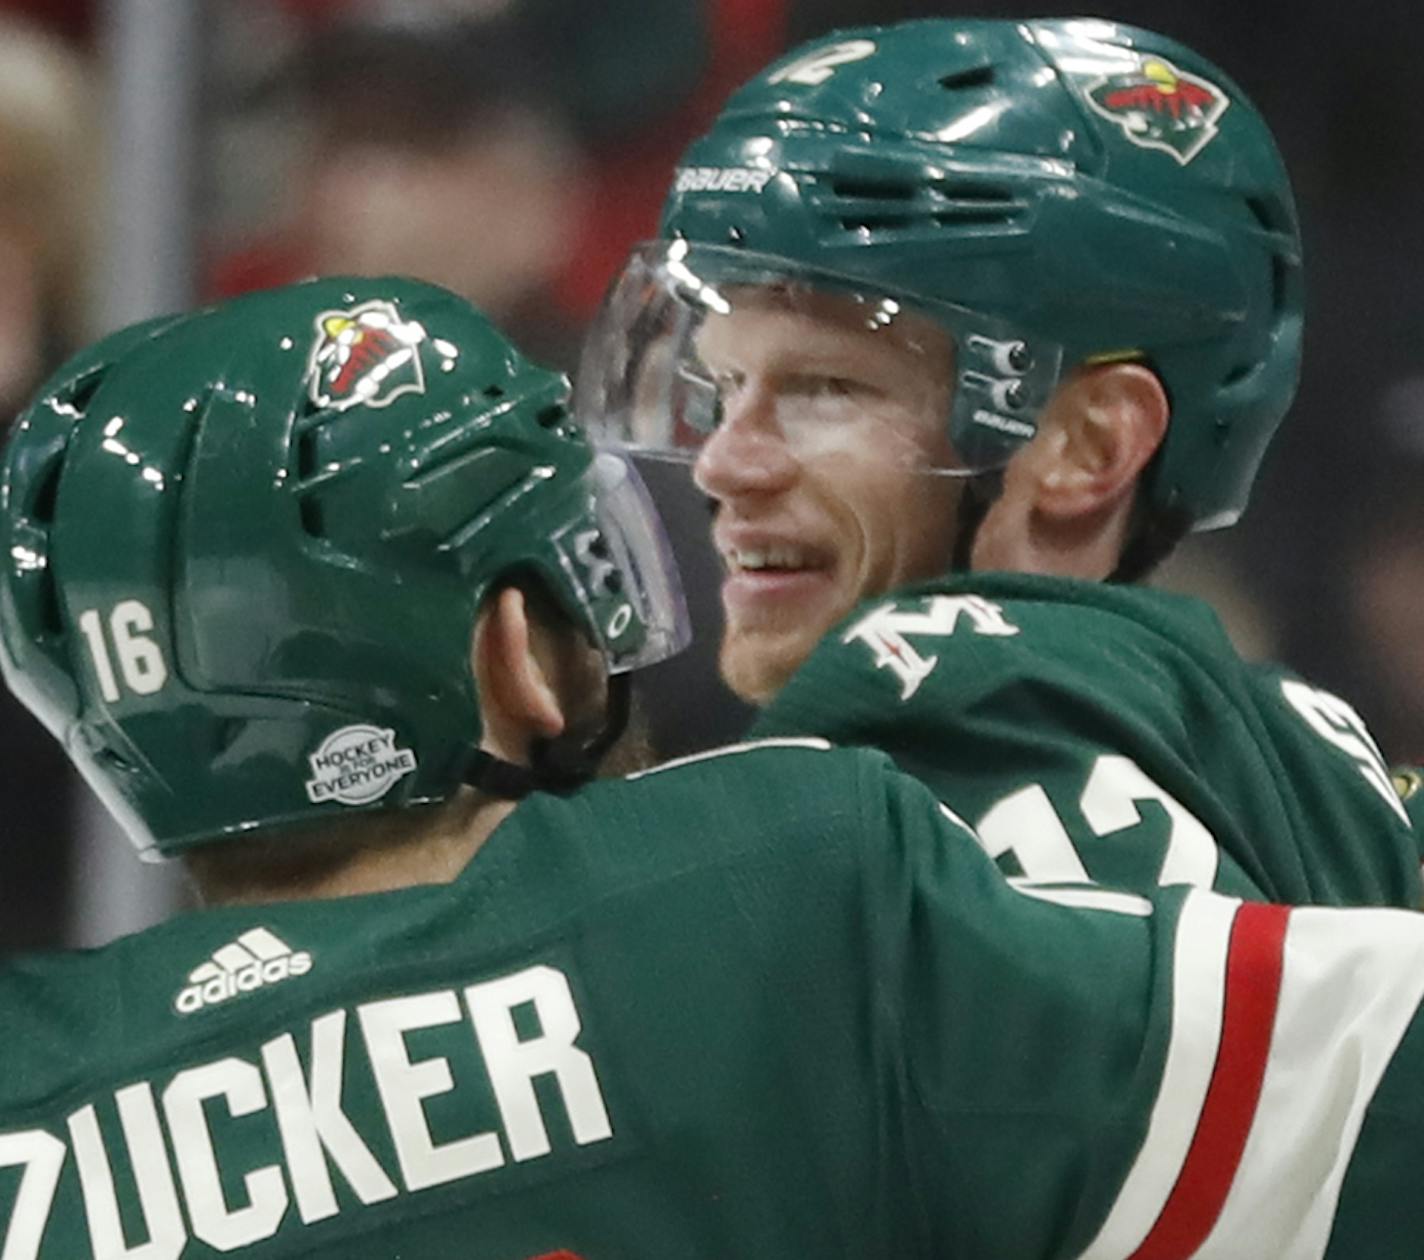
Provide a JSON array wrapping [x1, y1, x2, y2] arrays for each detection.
[[754, 573, 1422, 907], [1, 739, 1423, 1257]]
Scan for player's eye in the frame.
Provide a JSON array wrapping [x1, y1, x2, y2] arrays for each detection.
[[786, 373, 869, 400]]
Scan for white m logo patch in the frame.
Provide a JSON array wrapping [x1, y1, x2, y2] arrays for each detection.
[[841, 595, 1019, 700]]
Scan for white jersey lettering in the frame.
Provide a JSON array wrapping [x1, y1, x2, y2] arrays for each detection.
[[1281, 679, 1408, 823], [69, 1084, 184, 1259], [0, 1130, 64, 1260], [0, 963, 611, 1255], [358, 990, 504, 1191], [163, 1059, 287, 1251], [465, 965, 613, 1161], [261, 1012, 397, 1224]]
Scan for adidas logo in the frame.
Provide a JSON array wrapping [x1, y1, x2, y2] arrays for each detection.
[[175, 927, 313, 1015]]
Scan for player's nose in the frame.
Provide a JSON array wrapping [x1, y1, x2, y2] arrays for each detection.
[[693, 386, 799, 501]]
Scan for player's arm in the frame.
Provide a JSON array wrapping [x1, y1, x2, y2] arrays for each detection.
[[866, 767, 1424, 1257]]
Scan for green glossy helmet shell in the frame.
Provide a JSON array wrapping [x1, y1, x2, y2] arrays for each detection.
[[656, 17, 1303, 530], [0, 277, 685, 858]]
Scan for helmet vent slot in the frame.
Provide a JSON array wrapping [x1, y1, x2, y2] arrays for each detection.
[[93, 747, 135, 775], [298, 495, 325, 538], [37, 571, 62, 637], [296, 430, 320, 481], [53, 367, 106, 419], [30, 461, 63, 525], [1244, 194, 1288, 235], [828, 178, 916, 202], [933, 182, 1019, 227], [938, 66, 996, 91], [839, 215, 912, 232], [936, 181, 1015, 204], [932, 210, 1012, 228], [536, 404, 566, 429]]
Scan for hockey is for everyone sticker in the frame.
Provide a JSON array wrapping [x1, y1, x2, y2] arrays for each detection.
[[305, 724, 416, 806], [306, 299, 427, 411], [1083, 55, 1229, 165]]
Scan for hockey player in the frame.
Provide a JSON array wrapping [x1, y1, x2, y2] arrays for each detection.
[[579, 17, 1422, 906], [10, 279, 1424, 1257]]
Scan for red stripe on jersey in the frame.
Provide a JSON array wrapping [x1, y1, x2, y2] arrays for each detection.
[[1130, 902, 1290, 1260]]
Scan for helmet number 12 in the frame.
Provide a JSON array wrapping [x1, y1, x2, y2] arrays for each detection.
[[77, 601, 169, 702], [767, 39, 876, 86]]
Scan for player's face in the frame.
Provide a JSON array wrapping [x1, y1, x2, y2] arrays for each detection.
[[692, 292, 963, 703]]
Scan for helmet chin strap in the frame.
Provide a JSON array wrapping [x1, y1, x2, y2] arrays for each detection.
[[950, 469, 1003, 573], [464, 672, 633, 800]]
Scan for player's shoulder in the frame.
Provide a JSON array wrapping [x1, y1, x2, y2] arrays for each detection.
[[625, 734, 885, 788], [482, 737, 958, 914], [0, 946, 99, 1097], [551, 736, 924, 852], [0, 908, 293, 1112], [755, 573, 1239, 740], [843, 572, 1234, 667], [0, 866, 575, 1118]]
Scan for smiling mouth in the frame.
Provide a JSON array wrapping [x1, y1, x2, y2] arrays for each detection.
[[722, 544, 821, 575]]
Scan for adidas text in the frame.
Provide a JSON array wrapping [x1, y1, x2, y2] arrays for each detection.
[[176, 928, 313, 1014]]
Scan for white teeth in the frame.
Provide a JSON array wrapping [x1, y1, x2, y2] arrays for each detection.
[[730, 546, 805, 571]]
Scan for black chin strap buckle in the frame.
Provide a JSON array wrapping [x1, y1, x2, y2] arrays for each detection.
[[464, 750, 542, 800]]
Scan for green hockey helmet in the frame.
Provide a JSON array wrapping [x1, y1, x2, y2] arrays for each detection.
[[0, 277, 688, 859], [579, 17, 1303, 531]]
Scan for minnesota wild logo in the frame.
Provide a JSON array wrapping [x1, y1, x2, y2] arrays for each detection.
[[306, 300, 427, 412], [1084, 55, 1229, 165]]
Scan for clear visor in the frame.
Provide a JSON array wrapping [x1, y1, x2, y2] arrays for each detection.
[[577, 241, 1063, 475], [555, 450, 691, 674]]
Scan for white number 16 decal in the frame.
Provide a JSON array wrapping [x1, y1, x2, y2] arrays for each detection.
[[977, 755, 1219, 887], [77, 600, 169, 702]]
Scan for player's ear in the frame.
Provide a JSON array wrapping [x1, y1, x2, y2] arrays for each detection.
[[970, 361, 1168, 577], [1029, 362, 1168, 519], [471, 586, 567, 765]]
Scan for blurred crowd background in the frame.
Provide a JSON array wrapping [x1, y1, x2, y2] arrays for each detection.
[[3, 0, 1424, 950]]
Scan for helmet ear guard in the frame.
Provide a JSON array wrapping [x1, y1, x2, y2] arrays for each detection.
[[585, 17, 1302, 533], [0, 278, 689, 858]]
